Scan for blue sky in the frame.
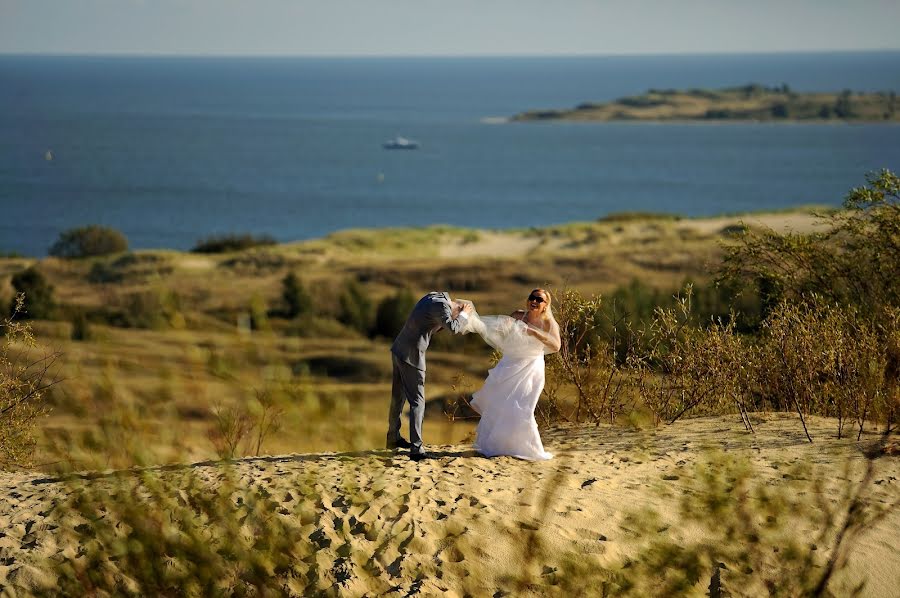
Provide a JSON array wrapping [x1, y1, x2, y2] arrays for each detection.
[[2, 0, 899, 56]]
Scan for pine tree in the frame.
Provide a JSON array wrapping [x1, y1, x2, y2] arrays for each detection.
[[282, 272, 312, 318]]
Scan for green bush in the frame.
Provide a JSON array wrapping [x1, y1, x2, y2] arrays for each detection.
[[597, 211, 682, 223], [70, 309, 92, 342], [49, 225, 128, 258], [834, 90, 854, 118], [282, 271, 312, 319], [191, 233, 277, 254], [87, 260, 124, 284], [336, 280, 373, 335], [771, 102, 790, 118], [721, 169, 900, 319], [580, 278, 760, 364], [112, 288, 183, 330], [296, 355, 390, 382], [248, 293, 269, 332], [9, 267, 56, 320], [616, 96, 669, 108], [371, 288, 416, 339]]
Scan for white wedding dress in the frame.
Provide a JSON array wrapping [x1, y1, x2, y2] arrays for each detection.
[[463, 312, 553, 461]]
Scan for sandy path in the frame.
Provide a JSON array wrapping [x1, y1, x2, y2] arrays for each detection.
[[1, 415, 897, 596]]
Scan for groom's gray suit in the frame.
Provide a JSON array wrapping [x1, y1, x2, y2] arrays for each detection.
[[387, 291, 468, 456]]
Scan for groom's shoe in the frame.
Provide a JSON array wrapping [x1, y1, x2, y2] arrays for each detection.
[[409, 451, 432, 462], [386, 437, 412, 450]]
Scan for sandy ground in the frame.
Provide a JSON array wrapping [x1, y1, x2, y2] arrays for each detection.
[[689, 212, 825, 236], [1, 414, 897, 597], [437, 213, 823, 260]]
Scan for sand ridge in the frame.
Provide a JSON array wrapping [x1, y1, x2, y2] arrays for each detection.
[[1, 415, 897, 596]]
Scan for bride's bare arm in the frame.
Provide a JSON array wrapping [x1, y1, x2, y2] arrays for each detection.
[[524, 319, 562, 353]]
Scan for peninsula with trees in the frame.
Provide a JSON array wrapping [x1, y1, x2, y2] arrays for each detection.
[[511, 84, 900, 122]]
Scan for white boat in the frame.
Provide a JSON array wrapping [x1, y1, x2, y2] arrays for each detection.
[[382, 136, 419, 150]]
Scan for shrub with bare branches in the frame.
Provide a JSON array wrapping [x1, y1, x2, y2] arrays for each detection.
[[0, 294, 60, 468], [696, 315, 759, 432], [630, 287, 727, 425], [545, 288, 635, 424], [758, 297, 889, 442], [208, 387, 286, 460], [881, 306, 900, 430]]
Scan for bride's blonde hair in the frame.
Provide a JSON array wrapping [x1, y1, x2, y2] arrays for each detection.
[[531, 288, 554, 321]]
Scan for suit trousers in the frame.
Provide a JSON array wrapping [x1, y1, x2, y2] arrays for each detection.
[[387, 353, 427, 454]]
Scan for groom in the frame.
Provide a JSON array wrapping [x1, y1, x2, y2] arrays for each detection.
[[387, 291, 473, 461]]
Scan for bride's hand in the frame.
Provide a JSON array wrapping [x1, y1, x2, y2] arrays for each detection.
[[524, 325, 543, 339]]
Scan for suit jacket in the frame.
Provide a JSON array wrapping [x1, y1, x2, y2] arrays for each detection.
[[391, 291, 466, 371]]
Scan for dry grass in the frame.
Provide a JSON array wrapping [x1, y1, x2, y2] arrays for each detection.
[[0, 210, 824, 465]]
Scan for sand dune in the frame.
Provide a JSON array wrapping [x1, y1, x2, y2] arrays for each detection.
[[1, 415, 897, 596]]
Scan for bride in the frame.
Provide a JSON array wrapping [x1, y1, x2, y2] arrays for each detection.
[[463, 289, 561, 461]]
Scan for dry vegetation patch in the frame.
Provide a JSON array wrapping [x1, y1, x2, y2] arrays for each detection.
[[0, 417, 896, 596]]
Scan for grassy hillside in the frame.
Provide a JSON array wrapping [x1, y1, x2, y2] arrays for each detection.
[[0, 209, 826, 466]]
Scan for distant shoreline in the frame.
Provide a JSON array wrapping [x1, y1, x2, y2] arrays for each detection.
[[512, 84, 899, 123]]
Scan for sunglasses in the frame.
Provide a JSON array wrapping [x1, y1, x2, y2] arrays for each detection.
[[527, 294, 546, 304]]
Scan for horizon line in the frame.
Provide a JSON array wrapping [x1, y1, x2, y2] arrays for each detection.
[[2, 47, 900, 60]]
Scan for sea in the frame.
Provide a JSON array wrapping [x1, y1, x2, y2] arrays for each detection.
[[2, 51, 900, 257]]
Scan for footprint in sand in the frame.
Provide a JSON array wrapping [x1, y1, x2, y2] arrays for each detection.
[[348, 516, 367, 536], [444, 546, 465, 563], [330, 556, 353, 585], [331, 495, 350, 511], [309, 527, 331, 550], [386, 555, 405, 579]]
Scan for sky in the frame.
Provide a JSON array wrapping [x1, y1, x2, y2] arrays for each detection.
[[1, 0, 899, 57]]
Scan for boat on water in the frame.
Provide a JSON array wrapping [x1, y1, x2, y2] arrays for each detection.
[[382, 136, 419, 150]]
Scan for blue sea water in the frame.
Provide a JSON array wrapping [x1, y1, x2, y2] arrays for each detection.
[[1, 52, 899, 256]]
